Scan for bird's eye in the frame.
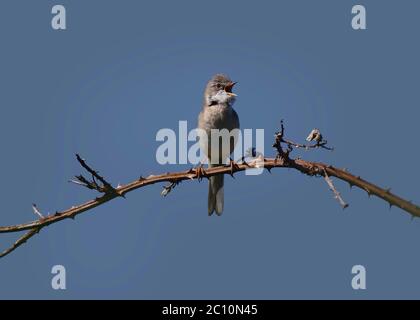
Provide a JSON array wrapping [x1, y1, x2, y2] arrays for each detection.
[[216, 84, 222, 89]]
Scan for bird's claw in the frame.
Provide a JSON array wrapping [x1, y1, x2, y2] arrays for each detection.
[[194, 163, 206, 181], [229, 158, 240, 178]]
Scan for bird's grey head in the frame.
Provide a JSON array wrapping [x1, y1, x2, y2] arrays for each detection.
[[204, 74, 237, 107]]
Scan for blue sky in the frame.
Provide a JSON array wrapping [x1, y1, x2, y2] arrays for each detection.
[[1, 0, 420, 299]]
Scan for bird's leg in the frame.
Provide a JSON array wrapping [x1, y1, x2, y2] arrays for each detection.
[[228, 158, 240, 177]]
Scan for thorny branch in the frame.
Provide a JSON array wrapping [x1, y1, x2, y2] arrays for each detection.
[[69, 154, 119, 195], [1, 121, 420, 259]]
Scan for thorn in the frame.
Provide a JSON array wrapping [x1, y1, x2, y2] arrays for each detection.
[[138, 176, 145, 181], [389, 203, 393, 210], [266, 167, 272, 174], [385, 188, 391, 193]]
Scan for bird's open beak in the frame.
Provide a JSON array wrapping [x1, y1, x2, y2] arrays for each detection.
[[225, 81, 237, 96]]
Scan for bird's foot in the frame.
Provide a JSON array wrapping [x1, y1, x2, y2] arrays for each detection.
[[193, 163, 206, 181], [228, 158, 240, 178]]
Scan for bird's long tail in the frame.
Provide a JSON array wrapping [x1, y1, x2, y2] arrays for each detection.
[[208, 167, 224, 216]]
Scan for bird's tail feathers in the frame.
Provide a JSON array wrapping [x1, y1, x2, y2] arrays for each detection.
[[208, 174, 224, 216]]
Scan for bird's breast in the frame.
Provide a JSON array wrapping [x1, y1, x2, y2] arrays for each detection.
[[198, 104, 240, 163], [199, 105, 239, 132]]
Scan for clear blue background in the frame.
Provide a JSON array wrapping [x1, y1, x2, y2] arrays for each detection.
[[1, 0, 419, 299]]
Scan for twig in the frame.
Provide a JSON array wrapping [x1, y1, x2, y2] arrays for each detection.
[[161, 180, 181, 197], [0, 228, 40, 258], [75, 154, 116, 194], [283, 138, 334, 151], [323, 169, 349, 209], [32, 204, 44, 219]]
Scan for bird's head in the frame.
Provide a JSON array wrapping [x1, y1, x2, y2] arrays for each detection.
[[204, 74, 237, 107]]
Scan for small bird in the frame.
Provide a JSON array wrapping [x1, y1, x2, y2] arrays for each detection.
[[198, 74, 240, 215]]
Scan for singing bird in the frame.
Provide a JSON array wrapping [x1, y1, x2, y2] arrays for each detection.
[[198, 74, 240, 215]]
